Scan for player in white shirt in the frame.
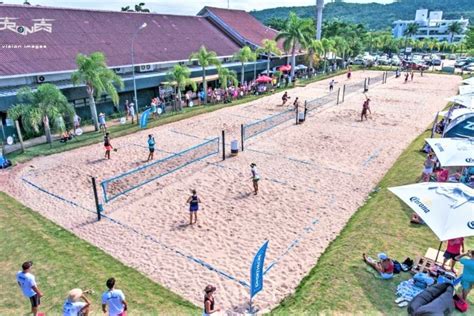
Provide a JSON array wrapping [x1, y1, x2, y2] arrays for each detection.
[[63, 288, 91, 316], [16, 261, 43, 316], [102, 278, 127, 316]]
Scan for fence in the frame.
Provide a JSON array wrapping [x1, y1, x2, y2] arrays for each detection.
[[306, 90, 339, 112], [242, 109, 295, 140], [101, 137, 220, 202]]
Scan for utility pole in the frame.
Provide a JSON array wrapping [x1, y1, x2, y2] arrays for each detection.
[[316, 0, 324, 40]]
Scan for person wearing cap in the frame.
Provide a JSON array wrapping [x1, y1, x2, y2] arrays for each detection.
[[102, 278, 127, 316], [203, 285, 221, 316], [362, 252, 394, 279], [98, 113, 107, 132], [250, 163, 260, 195], [128, 103, 135, 124], [16, 261, 43, 315], [63, 288, 91, 316]]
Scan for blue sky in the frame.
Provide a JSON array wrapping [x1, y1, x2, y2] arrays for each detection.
[[4, 0, 394, 15]]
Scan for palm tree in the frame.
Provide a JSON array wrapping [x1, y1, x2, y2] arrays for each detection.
[[71, 52, 124, 131], [189, 46, 221, 104], [275, 12, 313, 82], [256, 39, 282, 75], [404, 23, 419, 49], [134, 2, 150, 12], [217, 67, 238, 89], [333, 36, 349, 60], [448, 22, 463, 43], [8, 84, 74, 144], [233, 46, 255, 85], [427, 39, 438, 52], [321, 38, 335, 73], [166, 65, 196, 111], [305, 39, 324, 75]]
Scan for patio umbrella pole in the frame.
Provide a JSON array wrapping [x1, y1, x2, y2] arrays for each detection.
[[435, 241, 442, 263]]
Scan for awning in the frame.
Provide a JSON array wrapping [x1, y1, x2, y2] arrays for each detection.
[[162, 74, 220, 86]]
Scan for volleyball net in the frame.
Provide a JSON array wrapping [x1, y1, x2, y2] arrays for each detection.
[[345, 79, 366, 95], [306, 90, 339, 112], [100, 137, 220, 202], [243, 109, 295, 140], [369, 73, 385, 86]]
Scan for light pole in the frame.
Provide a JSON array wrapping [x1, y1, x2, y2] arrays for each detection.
[[131, 22, 147, 124]]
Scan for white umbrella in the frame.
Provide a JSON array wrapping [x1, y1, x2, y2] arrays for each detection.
[[438, 108, 474, 121], [425, 138, 474, 167], [389, 182, 474, 241], [446, 94, 474, 108], [460, 85, 474, 95], [462, 77, 474, 85]]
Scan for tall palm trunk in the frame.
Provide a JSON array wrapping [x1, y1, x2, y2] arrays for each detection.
[[177, 88, 183, 111], [86, 84, 99, 131], [43, 115, 52, 144], [253, 61, 257, 81], [309, 52, 314, 77], [202, 67, 207, 104], [15, 120, 24, 153], [290, 44, 296, 86], [240, 62, 245, 85]]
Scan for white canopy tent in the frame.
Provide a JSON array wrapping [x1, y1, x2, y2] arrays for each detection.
[[389, 182, 474, 241], [425, 138, 474, 167], [459, 85, 474, 95], [438, 108, 474, 121], [462, 77, 474, 85], [446, 94, 474, 108]]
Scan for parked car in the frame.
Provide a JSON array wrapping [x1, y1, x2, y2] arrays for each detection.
[[431, 59, 442, 66], [449, 54, 457, 60], [352, 58, 366, 65], [377, 56, 390, 65], [391, 57, 401, 66], [455, 59, 468, 68], [402, 60, 428, 70], [462, 63, 474, 71]]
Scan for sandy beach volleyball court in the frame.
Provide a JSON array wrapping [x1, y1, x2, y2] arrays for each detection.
[[3, 71, 460, 313]]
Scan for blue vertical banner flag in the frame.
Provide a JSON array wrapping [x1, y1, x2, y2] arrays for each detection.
[[140, 109, 151, 129], [250, 241, 269, 298]]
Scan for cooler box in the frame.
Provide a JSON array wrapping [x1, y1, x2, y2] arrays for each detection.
[[231, 140, 239, 155], [298, 111, 305, 123]]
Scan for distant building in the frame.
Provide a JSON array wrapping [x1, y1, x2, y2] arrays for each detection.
[[392, 9, 469, 42]]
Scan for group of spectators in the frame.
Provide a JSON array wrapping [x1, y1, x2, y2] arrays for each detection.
[[16, 260, 222, 316], [16, 261, 127, 316]]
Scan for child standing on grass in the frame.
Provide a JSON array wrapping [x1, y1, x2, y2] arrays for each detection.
[[187, 189, 201, 225]]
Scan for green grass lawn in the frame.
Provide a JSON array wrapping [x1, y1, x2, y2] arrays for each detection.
[[7, 69, 350, 165], [270, 128, 474, 315], [0, 192, 199, 315]]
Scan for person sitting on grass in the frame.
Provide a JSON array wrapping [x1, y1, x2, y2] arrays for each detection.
[[363, 252, 394, 279], [60, 131, 73, 143], [455, 250, 474, 300], [410, 213, 425, 225]]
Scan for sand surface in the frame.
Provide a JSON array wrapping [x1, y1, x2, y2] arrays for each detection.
[[2, 71, 460, 313]]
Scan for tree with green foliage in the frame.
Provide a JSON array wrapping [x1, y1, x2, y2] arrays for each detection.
[[217, 67, 239, 89], [404, 23, 419, 48], [121, 2, 150, 12], [466, 26, 474, 49], [166, 65, 196, 111], [266, 17, 287, 31], [448, 22, 463, 43], [333, 36, 349, 60], [275, 12, 313, 81], [189, 46, 221, 104], [233, 46, 255, 85], [256, 39, 282, 75], [321, 38, 335, 73], [8, 84, 74, 144], [71, 52, 124, 131], [305, 39, 324, 73]]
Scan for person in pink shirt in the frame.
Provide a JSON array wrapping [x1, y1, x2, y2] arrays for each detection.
[[443, 237, 465, 272]]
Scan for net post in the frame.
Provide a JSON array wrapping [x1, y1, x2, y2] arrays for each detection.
[[342, 85, 346, 103], [295, 105, 299, 125], [240, 124, 245, 152], [91, 176, 101, 221], [221, 130, 225, 161], [364, 78, 368, 92], [337, 88, 340, 105]]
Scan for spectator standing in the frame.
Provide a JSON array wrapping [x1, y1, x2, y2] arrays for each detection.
[[73, 113, 81, 131], [442, 237, 464, 272], [455, 250, 474, 300], [16, 261, 43, 316], [124, 100, 130, 119], [128, 103, 135, 124], [63, 288, 91, 316], [147, 134, 155, 162], [102, 278, 127, 316], [98, 113, 107, 132], [203, 285, 221, 316], [421, 152, 435, 182], [250, 163, 260, 195]]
